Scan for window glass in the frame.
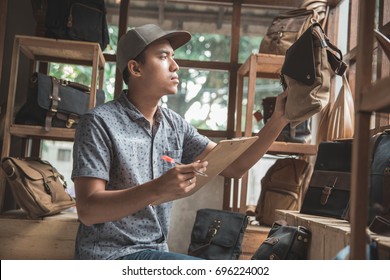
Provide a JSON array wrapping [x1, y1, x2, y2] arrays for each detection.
[[239, 6, 280, 63], [238, 78, 283, 133], [161, 68, 229, 131]]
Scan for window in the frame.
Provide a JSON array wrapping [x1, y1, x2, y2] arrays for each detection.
[[57, 148, 71, 162]]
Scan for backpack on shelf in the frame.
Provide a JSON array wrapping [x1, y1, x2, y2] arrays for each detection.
[[45, 0, 110, 50], [255, 158, 313, 226]]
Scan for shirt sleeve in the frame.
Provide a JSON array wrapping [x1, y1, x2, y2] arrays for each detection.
[[71, 113, 111, 182]]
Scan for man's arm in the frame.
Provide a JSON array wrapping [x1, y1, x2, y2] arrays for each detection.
[[195, 90, 289, 179], [74, 160, 208, 226]]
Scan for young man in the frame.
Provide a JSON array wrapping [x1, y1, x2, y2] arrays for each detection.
[[72, 24, 289, 260]]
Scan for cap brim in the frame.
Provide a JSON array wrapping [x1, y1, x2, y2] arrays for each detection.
[[157, 31, 192, 50]]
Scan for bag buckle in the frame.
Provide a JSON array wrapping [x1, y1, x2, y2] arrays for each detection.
[[206, 219, 221, 241], [320, 177, 338, 205], [66, 119, 76, 128]]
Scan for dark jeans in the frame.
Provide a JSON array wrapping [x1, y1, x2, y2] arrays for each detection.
[[117, 250, 202, 260]]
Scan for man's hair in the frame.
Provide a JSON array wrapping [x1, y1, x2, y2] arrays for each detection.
[[122, 51, 146, 85]]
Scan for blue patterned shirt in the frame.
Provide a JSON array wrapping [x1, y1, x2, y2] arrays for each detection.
[[71, 92, 209, 259]]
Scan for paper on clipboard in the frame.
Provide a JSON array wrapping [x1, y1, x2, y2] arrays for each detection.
[[152, 136, 258, 205], [183, 136, 259, 198]]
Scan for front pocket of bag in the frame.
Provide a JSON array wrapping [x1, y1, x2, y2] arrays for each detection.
[[261, 189, 298, 225], [67, 3, 103, 43]]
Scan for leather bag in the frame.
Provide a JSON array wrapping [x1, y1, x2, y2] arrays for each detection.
[[1, 157, 76, 219], [263, 96, 311, 143], [317, 74, 355, 142], [300, 170, 351, 219], [255, 158, 313, 226], [251, 220, 311, 260], [368, 130, 390, 226], [281, 23, 347, 128], [259, 0, 329, 55], [300, 141, 352, 220], [15, 72, 105, 131], [45, 0, 109, 50], [188, 208, 248, 260]]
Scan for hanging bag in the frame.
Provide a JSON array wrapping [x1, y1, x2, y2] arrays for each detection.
[[280, 23, 347, 128], [317, 74, 355, 142]]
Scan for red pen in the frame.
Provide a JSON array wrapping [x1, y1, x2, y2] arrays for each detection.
[[161, 155, 208, 177]]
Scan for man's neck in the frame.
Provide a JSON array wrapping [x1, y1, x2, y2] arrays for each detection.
[[126, 90, 159, 125]]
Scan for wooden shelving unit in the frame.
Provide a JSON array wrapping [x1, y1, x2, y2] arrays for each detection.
[[0, 35, 105, 212], [232, 53, 317, 213], [349, 0, 390, 259]]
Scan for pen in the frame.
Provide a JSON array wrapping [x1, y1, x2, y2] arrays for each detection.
[[161, 155, 208, 177]]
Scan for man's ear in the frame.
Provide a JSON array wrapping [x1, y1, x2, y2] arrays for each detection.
[[128, 60, 141, 76]]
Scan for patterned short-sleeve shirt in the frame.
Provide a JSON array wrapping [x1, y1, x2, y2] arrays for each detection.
[[71, 92, 209, 260]]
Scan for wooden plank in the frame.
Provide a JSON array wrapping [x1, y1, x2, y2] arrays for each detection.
[[0, 211, 79, 260], [268, 142, 317, 155], [350, 0, 376, 260], [360, 76, 390, 112], [16, 35, 105, 68], [239, 225, 270, 260], [9, 125, 75, 141], [275, 210, 390, 260]]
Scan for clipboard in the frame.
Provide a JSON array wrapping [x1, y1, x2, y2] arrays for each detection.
[[152, 136, 258, 205]]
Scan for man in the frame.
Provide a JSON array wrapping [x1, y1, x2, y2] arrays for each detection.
[[72, 24, 288, 260]]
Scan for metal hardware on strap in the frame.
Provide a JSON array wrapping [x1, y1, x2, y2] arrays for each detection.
[[320, 177, 338, 205]]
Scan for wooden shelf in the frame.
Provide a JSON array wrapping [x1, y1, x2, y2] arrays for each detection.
[[17, 35, 105, 68], [360, 76, 390, 112], [268, 141, 317, 155], [232, 53, 317, 213], [9, 124, 75, 141], [0, 35, 105, 212]]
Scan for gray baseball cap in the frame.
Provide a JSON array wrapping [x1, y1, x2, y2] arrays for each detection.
[[116, 24, 192, 74]]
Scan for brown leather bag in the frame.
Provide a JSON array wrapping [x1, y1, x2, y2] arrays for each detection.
[[1, 157, 76, 218], [317, 74, 355, 142], [259, 0, 329, 55], [255, 158, 313, 226]]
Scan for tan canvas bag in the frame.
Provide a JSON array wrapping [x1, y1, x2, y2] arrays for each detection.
[[1, 157, 76, 218], [280, 23, 347, 128], [259, 0, 328, 55]]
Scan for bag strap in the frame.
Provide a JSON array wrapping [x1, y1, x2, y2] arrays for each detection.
[[312, 23, 347, 76], [45, 77, 61, 132], [188, 219, 221, 256], [25, 162, 57, 202]]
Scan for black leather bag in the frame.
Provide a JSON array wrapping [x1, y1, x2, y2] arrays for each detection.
[[251, 220, 311, 260], [15, 72, 105, 131], [368, 130, 390, 226], [262, 96, 311, 143], [300, 170, 351, 219], [300, 141, 352, 220], [188, 208, 248, 260], [45, 0, 109, 50]]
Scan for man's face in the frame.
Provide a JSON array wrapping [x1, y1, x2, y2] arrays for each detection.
[[138, 39, 180, 97]]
